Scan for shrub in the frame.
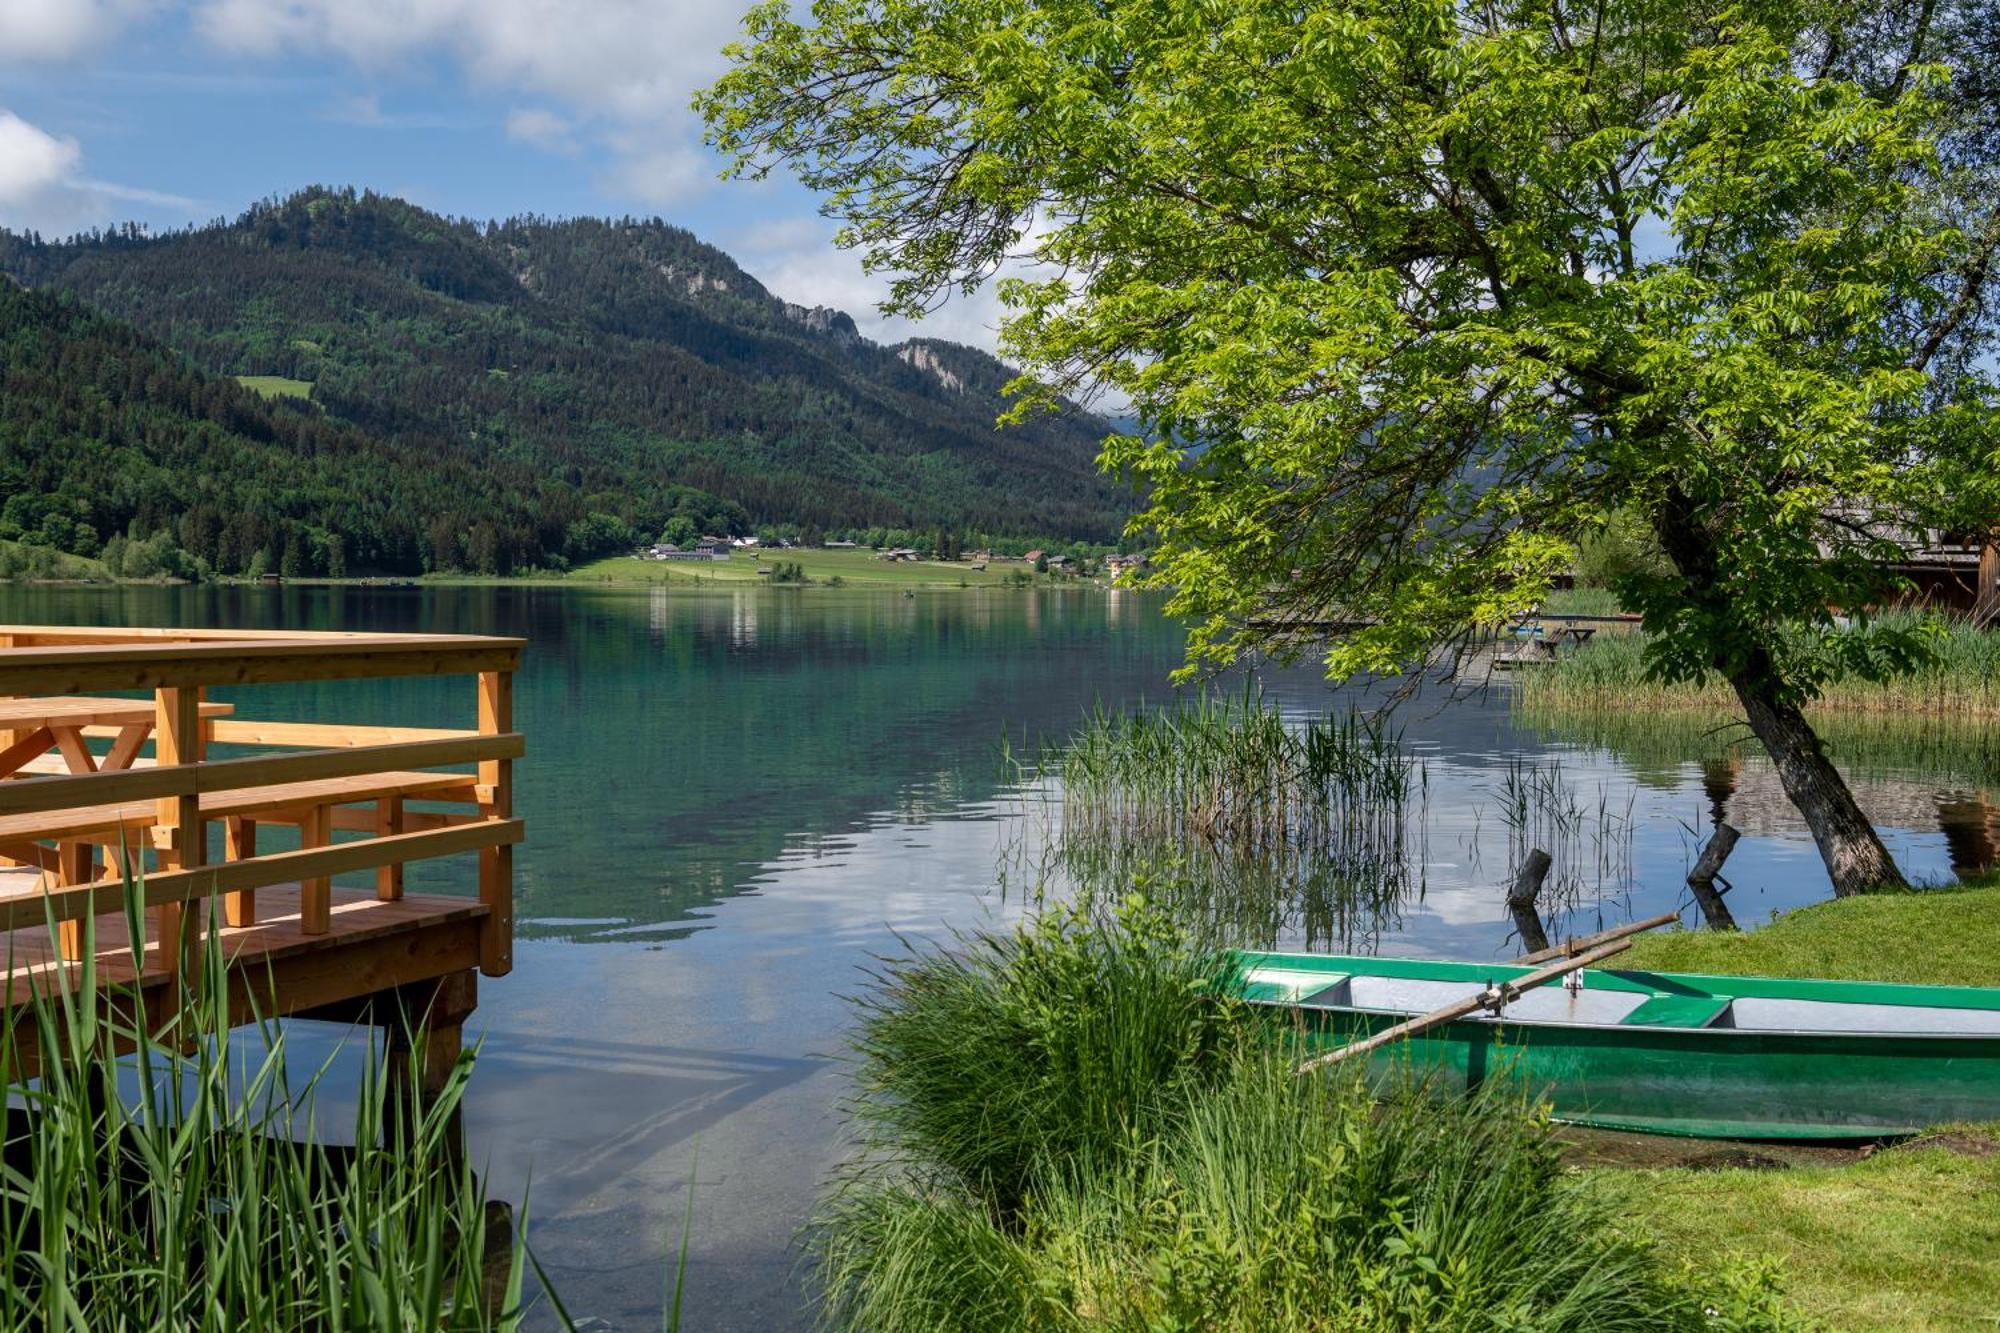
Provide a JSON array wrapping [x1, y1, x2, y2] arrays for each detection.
[[812, 906, 1792, 1332]]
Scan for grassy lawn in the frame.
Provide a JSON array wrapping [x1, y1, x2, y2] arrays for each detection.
[[1612, 883, 2000, 1329], [573, 547, 1056, 588], [1622, 881, 2000, 988], [1613, 1140, 2000, 1331], [235, 374, 314, 400]]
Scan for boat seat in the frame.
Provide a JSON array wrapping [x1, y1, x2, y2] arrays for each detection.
[[1621, 994, 1734, 1028], [1239, 969, 1351, 1005]]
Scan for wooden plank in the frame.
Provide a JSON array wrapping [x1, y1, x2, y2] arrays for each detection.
[[103, 722, 151, 771], [1511, 911, 1680, 966], [476, 670, 513, 978], [0, 697, 231, 730], [0, 727, 54, 780], [206, 720, 479, 748], [0, 639, 521, 695], [0, 732, 523, 818], [0, 818, 524, 932], [51, 726, 96, 774]]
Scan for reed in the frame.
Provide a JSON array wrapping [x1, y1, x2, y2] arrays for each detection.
[[1014, 690, 1428, 951], [1516, 612, 2000, 717], [0, 893, 549, 1331], [810, 907, 1787, 1332]]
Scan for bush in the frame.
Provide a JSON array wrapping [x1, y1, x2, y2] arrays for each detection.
[[812, 904, 1792, 1332]]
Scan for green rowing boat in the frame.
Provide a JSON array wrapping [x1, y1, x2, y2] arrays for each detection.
[[1233, 949, 2000, 1139]]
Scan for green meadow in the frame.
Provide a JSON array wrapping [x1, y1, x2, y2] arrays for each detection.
[[234, 374, 315, 400], [574, 547, 1060, 588]]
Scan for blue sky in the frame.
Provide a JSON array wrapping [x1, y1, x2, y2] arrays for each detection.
[[0, 0, 1009, 348]]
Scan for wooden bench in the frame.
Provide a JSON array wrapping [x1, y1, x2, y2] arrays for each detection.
[[0, 771, 482, 954]]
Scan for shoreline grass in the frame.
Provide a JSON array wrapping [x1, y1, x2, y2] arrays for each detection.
[[813, 901, 1789, 1331], [1515, 613, 2000, 717], [1620, 880, 2000, 988], [1612, 881, 2000, 1330]]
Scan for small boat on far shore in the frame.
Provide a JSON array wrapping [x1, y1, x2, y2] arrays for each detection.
[[1234, 950, 2000, 1140]]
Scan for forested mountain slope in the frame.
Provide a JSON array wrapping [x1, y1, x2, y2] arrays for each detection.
[[0, 189, 1130, 574]]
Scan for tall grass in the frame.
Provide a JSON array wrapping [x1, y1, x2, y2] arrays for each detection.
[[0, 898, 546, 1330], [1013, 690, 1427, 951], [1517, 611, 2000, 717], [1496, 757, 1637, 919], [1052, 691, 1420, 855], [811, 905, 1791, 1332]]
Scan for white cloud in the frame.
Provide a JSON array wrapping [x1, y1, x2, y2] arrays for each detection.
[[0, 0, 148, 62], [0, 108, 79, 201], [192, 0, 739, 201], [505, 106, 573, 152], [0, 108, 197, 234]]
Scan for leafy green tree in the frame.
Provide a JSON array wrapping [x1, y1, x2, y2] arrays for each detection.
[[704, 0, 2000, 895]]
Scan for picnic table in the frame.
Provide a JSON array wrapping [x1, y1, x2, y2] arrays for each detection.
[[0, 695, 234, 779]]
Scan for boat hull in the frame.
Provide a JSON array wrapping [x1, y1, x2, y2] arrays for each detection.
[[1238, 951, 2000, 1139]]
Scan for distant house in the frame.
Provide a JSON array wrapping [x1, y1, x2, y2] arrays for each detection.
[[825, 540, 858, 549], [648, 541, 730, 562], [879, 547, 922, 561], [731, 536, 761, 548], [1024, 549, 1046, 564]]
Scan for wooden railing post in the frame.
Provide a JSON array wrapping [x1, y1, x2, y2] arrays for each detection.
[[224, 817, 257, 926], [476, 670, 513, 977], [152, 686, 204, 978]]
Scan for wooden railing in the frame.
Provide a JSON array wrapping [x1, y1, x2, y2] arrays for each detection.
[[0, 627, 524, 979]]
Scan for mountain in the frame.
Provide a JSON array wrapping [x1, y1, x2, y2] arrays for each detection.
[[0, 276, 617, 577], [0, 188, 1132, 575]]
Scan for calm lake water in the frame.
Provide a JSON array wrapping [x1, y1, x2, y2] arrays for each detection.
[[1, 583, 1991, 1329]]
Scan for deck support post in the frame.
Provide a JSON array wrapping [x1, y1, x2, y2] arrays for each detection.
[[475, 670, 513, 977], [380, 970, 477, 1166]]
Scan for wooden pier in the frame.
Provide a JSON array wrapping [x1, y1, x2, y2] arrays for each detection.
[[0, 625, 523, 1082]]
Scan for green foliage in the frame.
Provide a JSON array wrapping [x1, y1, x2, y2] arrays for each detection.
[[815, 905, 1774, 1331], [845, 898, 1247, 1220], [0, 904, 541, 1329], [1573, 512, 1671, 591], [766, 560, 809, 583], [701, 0, 2000, 710]]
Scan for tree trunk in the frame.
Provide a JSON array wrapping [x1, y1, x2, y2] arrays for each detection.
[[1651, 484, 1908, 898], [1726, 665, 1907, 896]]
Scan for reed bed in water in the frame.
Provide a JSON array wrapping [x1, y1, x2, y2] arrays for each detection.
[[1012, 691, 1427, 951], [0, 896, 545, 1331], [812, 904, 1792, 1332], [1051, 691, 1421, 858], [1516, 612, 2000, 717]]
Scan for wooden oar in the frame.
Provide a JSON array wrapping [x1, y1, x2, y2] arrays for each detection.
[[1511, 910, 1679, 966], [1294, 937, 1635, 1075]]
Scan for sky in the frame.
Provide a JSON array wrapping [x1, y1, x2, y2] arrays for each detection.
[[0, 0, 1011, 350]]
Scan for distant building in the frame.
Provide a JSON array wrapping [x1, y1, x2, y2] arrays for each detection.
[[646, 542, 730, 562], [825, 540, 858, 549], [879, 548, 922, 561], [1024, 549, 1045, 564]]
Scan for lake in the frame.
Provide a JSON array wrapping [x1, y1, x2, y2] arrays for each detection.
[[0, 583, 1990, 1329]]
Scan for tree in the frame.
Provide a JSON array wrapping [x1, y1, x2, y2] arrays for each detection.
[[704, 0, 2000, 896]]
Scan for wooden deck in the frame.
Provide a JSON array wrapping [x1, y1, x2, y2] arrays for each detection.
[[0, 625, 524, 1086]]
